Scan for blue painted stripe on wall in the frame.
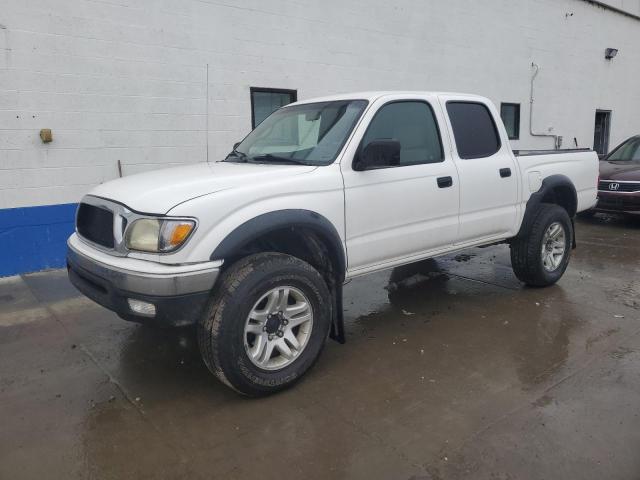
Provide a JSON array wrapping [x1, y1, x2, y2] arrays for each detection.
[[0, 203, 78, 277]]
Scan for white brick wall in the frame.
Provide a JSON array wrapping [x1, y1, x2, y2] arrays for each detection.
[[1, 0, 640, 209], [594, 0, 640, 16]]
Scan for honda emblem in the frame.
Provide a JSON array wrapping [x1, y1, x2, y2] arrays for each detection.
[[608, 183, 620, 191]]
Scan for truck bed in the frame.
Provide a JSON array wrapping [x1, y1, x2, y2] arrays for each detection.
[[513, 148, 599, 214]]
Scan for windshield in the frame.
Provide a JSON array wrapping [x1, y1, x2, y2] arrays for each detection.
[[606, 137, 640, 163], [228, 100, 368, 165]]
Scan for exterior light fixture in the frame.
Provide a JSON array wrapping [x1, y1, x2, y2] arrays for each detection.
[[605, 48, 618, 60]]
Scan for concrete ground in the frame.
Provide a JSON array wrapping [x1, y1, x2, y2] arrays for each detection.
[[1, 215, 639, 480]]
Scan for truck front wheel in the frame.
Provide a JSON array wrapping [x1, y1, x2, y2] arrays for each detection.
[[510, 203, 573, 287], [198, 253, 331, 396]]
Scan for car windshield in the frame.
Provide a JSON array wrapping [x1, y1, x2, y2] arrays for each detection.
[[227, 100, 368, 166], [606, 137, 640, 163]]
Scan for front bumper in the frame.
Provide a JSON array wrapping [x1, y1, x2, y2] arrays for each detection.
[[594, 191, 640, 214], [67, 238, 220, 326]]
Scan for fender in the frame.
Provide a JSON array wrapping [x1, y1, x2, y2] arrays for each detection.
[[210, 209, 347, 343], [516, 174, 578, 246], [210, 209, 347, 280]]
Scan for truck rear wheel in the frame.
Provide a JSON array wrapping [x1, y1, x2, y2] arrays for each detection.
[[510, 203, 573, 287], [198, 252, 331, 396]]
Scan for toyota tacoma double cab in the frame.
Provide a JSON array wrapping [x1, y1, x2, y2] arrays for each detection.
[[67, 91, 599, 396]]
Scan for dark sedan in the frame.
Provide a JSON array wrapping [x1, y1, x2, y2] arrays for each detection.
[[593, 135, 640, 215]]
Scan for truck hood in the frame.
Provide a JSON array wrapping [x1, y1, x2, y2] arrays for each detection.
[[599, 160, 640, 182], [89, 162, 317, 213]]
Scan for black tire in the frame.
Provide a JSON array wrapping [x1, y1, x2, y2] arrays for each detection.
[[197, 252, 332, 397], [510, 204, 573, 287]]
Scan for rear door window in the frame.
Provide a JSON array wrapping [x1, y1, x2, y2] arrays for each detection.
[[446, 102, 501, 159]]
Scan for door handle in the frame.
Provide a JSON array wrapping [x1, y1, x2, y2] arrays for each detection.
[[499, 168, 512, 178], [437, 176, 453, 188]]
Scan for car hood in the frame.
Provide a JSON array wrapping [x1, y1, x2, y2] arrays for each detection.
[[88, 161, 317, 214], [599, 160, 640, 181]]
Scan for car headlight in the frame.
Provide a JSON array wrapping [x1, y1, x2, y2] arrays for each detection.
[[125, 218, 196, 253]]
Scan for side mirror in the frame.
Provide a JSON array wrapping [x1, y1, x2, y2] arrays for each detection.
[[354, 139, 401, 171], [233, 142, 241, 150]]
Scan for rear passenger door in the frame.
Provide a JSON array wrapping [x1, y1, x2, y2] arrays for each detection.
[[341, 96, 460, 274], [440, 97, 519, 243]]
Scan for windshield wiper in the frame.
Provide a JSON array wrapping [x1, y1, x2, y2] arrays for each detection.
[[225, 149, 251, 163], [250, 154, 311, 166]]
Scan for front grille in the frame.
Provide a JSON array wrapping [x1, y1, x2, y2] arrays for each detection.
[[76, 203, 114, 248], [598, 180, 640, 192]]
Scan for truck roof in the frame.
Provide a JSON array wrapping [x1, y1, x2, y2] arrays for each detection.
[[291, 91, 487, 105]]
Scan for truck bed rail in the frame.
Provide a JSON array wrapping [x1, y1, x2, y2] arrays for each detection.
[[513, 148, 592, 157]]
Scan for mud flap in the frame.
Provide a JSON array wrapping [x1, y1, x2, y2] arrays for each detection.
[[571, 218, 577, 249], [329, 284, 345, 344]]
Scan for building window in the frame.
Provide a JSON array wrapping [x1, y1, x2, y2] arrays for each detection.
[[250, 87, 297, 128], [500, 103, 520, 140]]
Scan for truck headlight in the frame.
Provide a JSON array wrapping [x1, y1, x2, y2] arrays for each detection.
[[125, 218, 196, 253]]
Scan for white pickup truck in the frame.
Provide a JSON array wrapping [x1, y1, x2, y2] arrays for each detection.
[[67, 91, 598, 396]]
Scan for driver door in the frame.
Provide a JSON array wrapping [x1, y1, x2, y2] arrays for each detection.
[[341, 96, 460, 275]]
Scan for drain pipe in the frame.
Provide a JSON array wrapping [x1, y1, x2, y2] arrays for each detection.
[[530, 62, 560, 149]]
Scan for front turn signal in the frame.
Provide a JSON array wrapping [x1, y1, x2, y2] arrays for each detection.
[[159, 220, 196, 252]]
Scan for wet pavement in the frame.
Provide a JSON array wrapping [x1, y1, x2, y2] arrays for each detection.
[[1, 214, 640, 480]]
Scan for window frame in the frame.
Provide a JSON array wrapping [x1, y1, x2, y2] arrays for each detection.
[[354, 99, 445, 170], [250, 87, 298, 129], [445, 100, 503, 160], [500, 102, 521, 140]]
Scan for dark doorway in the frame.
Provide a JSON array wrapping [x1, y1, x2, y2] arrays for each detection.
[[593, 110, 611, 156]]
